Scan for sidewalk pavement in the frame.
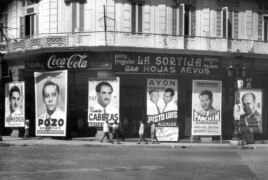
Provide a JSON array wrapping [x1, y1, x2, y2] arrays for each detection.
[[1, 136, 268, 149]]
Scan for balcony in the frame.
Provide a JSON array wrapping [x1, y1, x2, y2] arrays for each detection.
[[1, 31, 268, 55]]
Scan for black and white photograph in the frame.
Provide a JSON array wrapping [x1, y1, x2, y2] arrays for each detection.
[[1, 0, 268, 180]]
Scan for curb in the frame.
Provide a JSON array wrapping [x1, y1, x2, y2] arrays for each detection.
[[0, 137, 267, 149]]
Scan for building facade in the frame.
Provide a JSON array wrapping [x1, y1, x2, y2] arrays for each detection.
[[0, 0, 268, 142]]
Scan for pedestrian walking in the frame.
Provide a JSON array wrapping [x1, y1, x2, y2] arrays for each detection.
[[151, 123, 159, 144], [137, 120, 148, 144], [23, 119, 30, 138], [112, 120, 120, 144], [100, 120, 112, 143]]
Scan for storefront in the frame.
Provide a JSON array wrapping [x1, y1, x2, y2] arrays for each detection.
[[2, 49, 268, 142]]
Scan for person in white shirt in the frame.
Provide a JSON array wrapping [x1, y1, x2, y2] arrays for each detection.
[[147, 89, 164, 115], [100, 120, 112, 143], [137, 120, 148, 144], [162, 88, 177, 113], [24, 119, 30, 138]]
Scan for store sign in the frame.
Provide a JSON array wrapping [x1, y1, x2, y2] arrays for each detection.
[[25, 52, 112, 70], [114, 53, 220, 76]]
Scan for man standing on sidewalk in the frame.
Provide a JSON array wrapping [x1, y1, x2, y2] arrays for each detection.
[[100, 120, 112, 143], [137, 120, 148, 144]]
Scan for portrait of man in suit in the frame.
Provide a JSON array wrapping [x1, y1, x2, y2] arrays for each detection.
[[198, 90, 218, 116], [240, 92, 262, 133]]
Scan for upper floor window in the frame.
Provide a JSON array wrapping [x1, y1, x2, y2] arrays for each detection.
[[131, 3, 143, 33], [20, 14, 38, 37], [22, 0, 37, 7], [172, 4, 195, 36], [20, 0, 39, 37], [264, 16, 268, 42], [0, 14, 8, 42], [72, 2, 85, 32]]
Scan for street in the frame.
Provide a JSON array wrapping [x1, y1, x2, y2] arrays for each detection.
[[0, 146, 268, 180]]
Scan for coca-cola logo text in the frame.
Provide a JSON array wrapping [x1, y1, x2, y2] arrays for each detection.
[[47, 54, 88, 69]]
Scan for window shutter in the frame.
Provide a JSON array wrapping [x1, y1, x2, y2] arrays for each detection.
[[228, 11, 232, 38], [216, 10, 221, 37], [179, 4, 185, 35], [190, 7, 195, 36], [172, 6, 177, 35], [20, 16, 25, 37], [79, 3, 84, 32], [258, 13, 262, 41], [137, 3, 142, 33], [31, 15, 34, 35], [35, 14, 39, 34], [131, 3, 136, 33], [72, 3, 77, 32], [0, 23, 3, 41], [233, 11, 238, 39]]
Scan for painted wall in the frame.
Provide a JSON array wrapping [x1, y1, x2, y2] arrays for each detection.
[[0, 0, 266, 41]]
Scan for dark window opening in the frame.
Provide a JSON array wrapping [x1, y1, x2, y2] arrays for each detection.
[[184, 6, 190, 36], [25, 15, 34, 36], [131, 3, 142, 33], [223, 8, 227, 38], [264, 17, 268, 42]]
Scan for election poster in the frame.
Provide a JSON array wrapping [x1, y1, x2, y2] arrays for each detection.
[[239, 89, 262, 133], [192, 80, 222, 136], [147, 78, 178, 141], [5, 81, 25, 127], [88, 77, 120, 127], [34, 70, 68, 136]]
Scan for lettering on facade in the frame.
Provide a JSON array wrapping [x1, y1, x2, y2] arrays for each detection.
[[47, 54, 88, 69], [114, 53, 220, 76], [25, 52, 112, 70]]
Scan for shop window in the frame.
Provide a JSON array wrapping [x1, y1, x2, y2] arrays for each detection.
[[72, 2, 85, 32], [131, 3, 143, 33]]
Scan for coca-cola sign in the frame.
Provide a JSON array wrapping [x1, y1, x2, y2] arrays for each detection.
[[25, 52, 112, 70], [47, 54, 88, 69]]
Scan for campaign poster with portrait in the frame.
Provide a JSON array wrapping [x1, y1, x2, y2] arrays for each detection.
[[88, 77, 120, 127], [5, 81, 25, 127], [192, 80, 222, 136], [147, 78, 178, 141], [34, 70, 67, 136], [239, 89, 262, 133]]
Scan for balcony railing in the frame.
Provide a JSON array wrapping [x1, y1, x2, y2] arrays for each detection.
[[0, 31, 268, 54]]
